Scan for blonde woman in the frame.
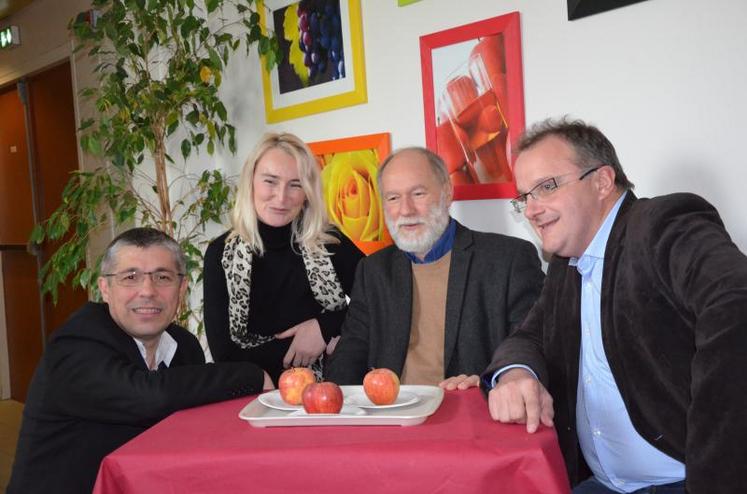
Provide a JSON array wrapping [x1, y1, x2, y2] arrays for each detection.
[[204, 133, 363, 384]]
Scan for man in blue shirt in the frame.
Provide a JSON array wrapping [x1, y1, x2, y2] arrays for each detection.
[[483, 118, 747, 494], [326, 147, 544, 389]]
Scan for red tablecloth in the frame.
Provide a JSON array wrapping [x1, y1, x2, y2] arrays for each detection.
[[93, 388, 570, 494]]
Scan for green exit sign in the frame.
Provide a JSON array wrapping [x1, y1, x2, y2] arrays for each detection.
[[0, 26, 20, 49]]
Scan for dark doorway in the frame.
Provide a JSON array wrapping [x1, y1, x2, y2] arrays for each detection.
[[0, 60, 88, 402]]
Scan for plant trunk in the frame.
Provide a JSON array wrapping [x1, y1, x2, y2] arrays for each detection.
[[153, 121, 173, 238]]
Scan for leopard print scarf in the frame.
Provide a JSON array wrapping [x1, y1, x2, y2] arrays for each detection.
[[221, 234, 346, 351]]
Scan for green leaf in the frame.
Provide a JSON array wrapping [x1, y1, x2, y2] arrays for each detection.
[[206, 0, 220, 14], [181, 139, 191, 160], [228, 125, 236, 154], [258, 37, 269, 54], [79, 269, 93, 289], [186, 110, 200, 126], [216, 101, 227, 121], [264, 49, 276, 70], [79, 118, 95, 130], [30, 224, 45, 244], [89, 136, 103, 156]]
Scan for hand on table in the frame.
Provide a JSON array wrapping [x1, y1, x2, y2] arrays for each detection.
[[439, 374, 480, 390], [276, 319, 325, 368], [488, 368, 554, 433]]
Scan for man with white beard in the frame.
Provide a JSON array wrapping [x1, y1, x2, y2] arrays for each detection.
[[326, 147, 544, 389]]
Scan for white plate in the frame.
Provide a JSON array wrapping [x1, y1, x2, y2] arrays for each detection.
[[345, 390, 419, 410], [257, 390, 302, 411], [289, 405, 366, 417], [240, 385, 444, 427]]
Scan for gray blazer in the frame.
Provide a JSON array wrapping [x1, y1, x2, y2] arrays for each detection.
[[325, 221, 544, 384]]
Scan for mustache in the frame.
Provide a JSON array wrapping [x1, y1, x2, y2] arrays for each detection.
[[394, 217, 426, 229]]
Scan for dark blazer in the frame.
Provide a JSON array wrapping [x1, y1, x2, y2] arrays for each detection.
[[8, 302, 265, 494], [326, 221, 544, 384], [483, 193, 747, 493]]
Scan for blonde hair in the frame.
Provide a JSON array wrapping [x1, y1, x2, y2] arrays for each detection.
[[230, 132, 338, 255]]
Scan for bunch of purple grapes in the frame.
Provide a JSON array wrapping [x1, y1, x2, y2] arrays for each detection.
[[297, 0, 345, 82]]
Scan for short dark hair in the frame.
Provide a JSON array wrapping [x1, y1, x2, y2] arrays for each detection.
[[100, 227, 186, 275], [377, 146, 451, 192], [518, 117, 634, 190]]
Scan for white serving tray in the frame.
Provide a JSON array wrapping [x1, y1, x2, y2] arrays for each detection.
[[239, 385, 444, 427]]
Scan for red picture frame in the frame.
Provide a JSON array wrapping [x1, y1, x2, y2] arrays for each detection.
[[420, 12, 524, 201]]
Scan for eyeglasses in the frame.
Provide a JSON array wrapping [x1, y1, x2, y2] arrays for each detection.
[[510, 166, 601, 213], [103, 270, 185, 287]]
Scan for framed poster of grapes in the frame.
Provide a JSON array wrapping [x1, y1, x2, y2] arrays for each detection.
[[420, 12, 524, 201], [259, 0, 367, 123]]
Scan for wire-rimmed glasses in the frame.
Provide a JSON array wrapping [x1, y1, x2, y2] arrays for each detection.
[[510, 166, 601, 213], [103, 270, 185, 287]]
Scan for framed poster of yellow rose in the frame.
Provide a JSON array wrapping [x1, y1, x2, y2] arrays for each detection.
[[308, 133, 392, 255], [420, 12, 524, 201], [258, 0, 367, 123]]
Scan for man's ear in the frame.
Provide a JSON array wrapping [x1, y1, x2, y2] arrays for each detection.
[[98, 277, 110, 303], [595, 165, 617, 199]]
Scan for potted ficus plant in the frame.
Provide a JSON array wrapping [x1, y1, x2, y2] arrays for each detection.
[[30, 0, 280, 332]]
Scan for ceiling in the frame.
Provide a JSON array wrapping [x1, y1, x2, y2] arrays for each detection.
[[0, 0, 34, 22]]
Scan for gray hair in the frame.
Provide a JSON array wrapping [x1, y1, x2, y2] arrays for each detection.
[[101, 227, 186, 275], [518, 116, 634, 190], [377, 146, 451, 192]]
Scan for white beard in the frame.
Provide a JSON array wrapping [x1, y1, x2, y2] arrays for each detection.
[[386, 196, 450, 257]]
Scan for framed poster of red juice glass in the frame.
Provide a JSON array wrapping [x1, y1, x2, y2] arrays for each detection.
[[420, 12, 524, 200]]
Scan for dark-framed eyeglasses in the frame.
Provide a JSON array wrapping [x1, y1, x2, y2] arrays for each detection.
[[103, 270, 185, 287], [510, 166, 602, 213]]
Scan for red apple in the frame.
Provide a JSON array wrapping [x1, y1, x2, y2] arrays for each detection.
[[363, 368, 400, 405], [302, 382, 344, 414], [278, 367, 315, 405]]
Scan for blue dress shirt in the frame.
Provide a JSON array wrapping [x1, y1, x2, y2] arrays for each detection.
[[570, 192, 684, 492]]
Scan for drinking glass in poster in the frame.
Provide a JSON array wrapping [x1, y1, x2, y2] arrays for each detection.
[[420, 12, 524, 200]]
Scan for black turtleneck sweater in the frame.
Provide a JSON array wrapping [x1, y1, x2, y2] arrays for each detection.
[[203, 222, 363, 384]]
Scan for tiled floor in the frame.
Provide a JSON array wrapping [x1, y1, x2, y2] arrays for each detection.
[[0, 400, 23, 492]]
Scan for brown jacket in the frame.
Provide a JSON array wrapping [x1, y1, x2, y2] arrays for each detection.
[[483, 192, 747, 493]]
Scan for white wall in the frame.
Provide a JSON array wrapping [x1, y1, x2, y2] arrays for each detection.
[[4, 0, 744, 251], [209, 0, 747, 255]]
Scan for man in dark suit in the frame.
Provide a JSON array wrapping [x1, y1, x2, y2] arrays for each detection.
[[7, 227, 272, 494], [326, 147, 544, 389], [483, 118, 747, 494]]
